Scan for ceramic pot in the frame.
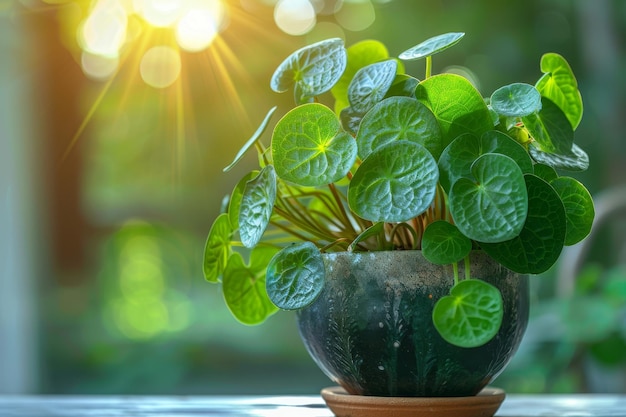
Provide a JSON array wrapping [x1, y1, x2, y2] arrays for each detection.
[[296, 250, 529, 397]]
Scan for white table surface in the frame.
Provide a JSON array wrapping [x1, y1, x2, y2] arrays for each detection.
[[0, 393, 624, 416]]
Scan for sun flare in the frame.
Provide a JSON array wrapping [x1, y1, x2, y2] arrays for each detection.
[[25, 0, 387, 170], [77, 0, 229, 82]]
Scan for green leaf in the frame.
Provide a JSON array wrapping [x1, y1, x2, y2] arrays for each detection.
[[384, 74, 419, 99], [480, 174, 566, 274], [272, 103, 357, 186], [438, 131, 533, 194], [415, 73, 493, 144], [222, 247, 280, 325], [450, 153, 528, 243], [490, 83, 542, 117], [348, 141, 439, 222], [203, 213, 232, 282], [536, 52, 583, 129], [432, 279, 503, 348], [529, 143, 589, 171], [550, 177, 595, 245], [332, 39, 390, 114], [265, 242, 325, 310], [223, 107, 276, 172], [271, 38, 347, 104], [228, 171, 257, 229], [533, 163, 559, 182], [348, 222, 386, 252], [522, 96, 574, 155], [481, 130, 534, 174], [437, 133, 480, 194], [348, 59, 398, 114], [339, 105, 363, 136], [356, 96, 443, 160], [239, 166, 277, 248], [422, 221, 472, 265], [399, 32, 465, 60]]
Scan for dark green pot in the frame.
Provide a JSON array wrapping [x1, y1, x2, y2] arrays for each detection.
[[296, 251, 529, 397]]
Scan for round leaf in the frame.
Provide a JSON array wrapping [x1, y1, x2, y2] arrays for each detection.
[[415, 73, 493, 144], [480, 174, 567, 274], [272, 103, 357, 186], [522, 96, 574, 155], [271, 38, 347, 104], [203, 213, 232, 282], [356, 96, 443, 160], [533, 163, 559, 182], [348, 59, 397, 113], [480, 130, 534, 174], [332, 39, 390, 114], [223, 247, 280, 325], [348, 141, 439, 222], [422, 221, 472, 265], [339, 105, 363, 136], [228, 171, 257, 230], [384, 74, 419, 99], [399, 32, 465, 61], [535, 52, 583, 129], [490, 83, 542, 117], [529, 143, 589, 171], [550, 177, 595, 245], [239, 166, 277, 248], [432, 279, 503, 348], [450, 153, 528, 243], [265, 242, 325, 310], [438, 130, 533, 193], [437, 133, 480, 193]]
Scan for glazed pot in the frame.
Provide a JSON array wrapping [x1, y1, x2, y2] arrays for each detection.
[[296, 250, 529, 397]]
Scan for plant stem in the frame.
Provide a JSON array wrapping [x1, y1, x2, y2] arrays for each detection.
[[254, 141, 270, 167], [272, 204, 334, 242], [453, 262, 459, 286], [328, 183, 355, 233], [425, 56, 432, 79], [268, 220, 313, 243]]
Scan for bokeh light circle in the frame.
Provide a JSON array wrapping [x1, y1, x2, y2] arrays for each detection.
[[140, 46, 182, 88], [334, 0, 376, 32], [80, 0, 128, 57], [176, 10, 218, 52], [274, 0, 316, 36], [175, 0, 226, 52], [134, 0, 182, 27], [81, 51, 119, 80]]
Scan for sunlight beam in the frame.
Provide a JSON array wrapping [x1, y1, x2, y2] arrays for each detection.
[[61, 74, 116, 162]]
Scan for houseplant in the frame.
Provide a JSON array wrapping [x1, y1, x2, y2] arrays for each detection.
[[203, 32, 594, 410]]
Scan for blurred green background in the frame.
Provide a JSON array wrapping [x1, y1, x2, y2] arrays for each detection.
[[1, 0, 625, 395]]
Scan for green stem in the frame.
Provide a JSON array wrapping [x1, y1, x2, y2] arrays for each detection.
[[328, 183, 355, 233], [269, 219, 318, 243], [254, 142, 270, 167], [272, 205, 334, 242], [425, 55, 432, 79]]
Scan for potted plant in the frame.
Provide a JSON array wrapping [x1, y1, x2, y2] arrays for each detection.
[[203, 32, 594, 414]]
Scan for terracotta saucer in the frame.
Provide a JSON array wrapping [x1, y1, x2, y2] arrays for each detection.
[[321, 386, 505, 417]]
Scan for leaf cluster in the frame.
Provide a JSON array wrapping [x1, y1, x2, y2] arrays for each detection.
[[203, 33, 595, 347]]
